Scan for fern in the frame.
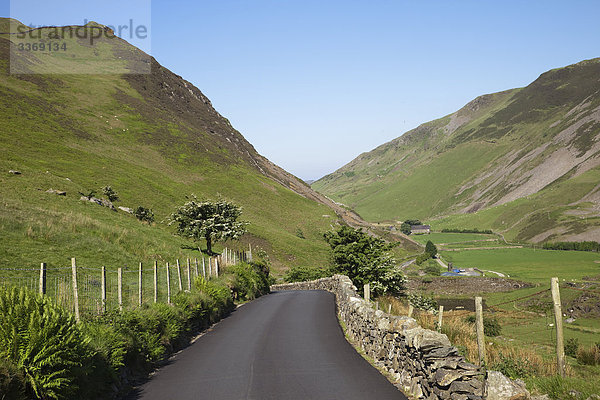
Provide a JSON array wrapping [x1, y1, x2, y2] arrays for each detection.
[[0, 287, 93, 399]]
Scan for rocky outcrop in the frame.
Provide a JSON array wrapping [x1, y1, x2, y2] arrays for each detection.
[[272, 276, 530, 400], [80, 196, 116, 211]]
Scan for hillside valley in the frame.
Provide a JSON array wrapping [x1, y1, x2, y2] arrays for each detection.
[[0, 18, 411, 275], [313, 58, 600, 243]]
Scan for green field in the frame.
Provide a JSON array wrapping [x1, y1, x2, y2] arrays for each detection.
[[441, 248, 600, 282], [411, 232, 497, 245]]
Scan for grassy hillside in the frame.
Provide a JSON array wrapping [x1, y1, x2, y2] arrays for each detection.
[[313, 59, 600, 243], [0, 19, 340, 275]]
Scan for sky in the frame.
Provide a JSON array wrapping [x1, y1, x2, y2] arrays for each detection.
[[4, 1, 600, 180]]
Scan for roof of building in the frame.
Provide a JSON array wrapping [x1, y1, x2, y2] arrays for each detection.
[[410, 225, 431, 230]]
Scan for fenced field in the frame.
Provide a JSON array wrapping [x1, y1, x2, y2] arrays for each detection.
[[0, 247, 251, 319]]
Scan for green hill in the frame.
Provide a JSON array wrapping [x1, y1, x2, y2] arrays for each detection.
[[0, 18, 351, 274], [313, 58, 600, 243]]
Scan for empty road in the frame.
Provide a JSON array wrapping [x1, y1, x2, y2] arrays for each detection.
[[130, 290, 406, 400]]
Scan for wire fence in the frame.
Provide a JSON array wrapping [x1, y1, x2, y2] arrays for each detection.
[[0, 247, 252, 319]]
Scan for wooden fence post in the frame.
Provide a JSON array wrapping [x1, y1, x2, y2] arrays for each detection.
[[551, 277, 566, 377], [101, 266, 106, 313], [437, 305, 444, 331], [118, 267, 123, 312], [408, 304, 414, 318], [166, 262, 171, 304], [138, 262, 143, 307], [388, 303, 392, 314], [194, 258, 199, 278], [39, 263, 46, 296], [153, 261, 158, 303], [363, 283, 370, 302], [202, 257, 206, 278], [208, 257, 212, 278], [215, 257, 219, 278], [186, 258, 191, 291], [71, 258, 80, 322], [475, 296, 486, 366], [248, 244, 253, 262], [176, 259, 183, 291]]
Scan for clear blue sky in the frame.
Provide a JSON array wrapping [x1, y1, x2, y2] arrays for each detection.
[[5, 1, 600, 180]]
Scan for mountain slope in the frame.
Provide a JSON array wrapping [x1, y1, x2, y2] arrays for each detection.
[[0, 18, 374, 273], [313, 58, 600, 243]]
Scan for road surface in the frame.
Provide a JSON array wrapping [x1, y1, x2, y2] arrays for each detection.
[[129, 290, 406, 400]]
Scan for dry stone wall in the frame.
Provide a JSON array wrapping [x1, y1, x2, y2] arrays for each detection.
[[272, 275, 513, 400]]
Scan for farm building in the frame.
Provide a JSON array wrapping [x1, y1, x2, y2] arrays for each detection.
[[410, 224, 431, 234]]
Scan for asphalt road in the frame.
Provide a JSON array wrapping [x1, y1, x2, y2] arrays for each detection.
[[130, 290, 406, 400]]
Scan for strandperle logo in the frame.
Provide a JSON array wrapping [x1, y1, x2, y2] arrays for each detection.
[[14, 19, 149, 46]]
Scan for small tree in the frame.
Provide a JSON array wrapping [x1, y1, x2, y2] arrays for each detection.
[[324, 225, 405, 296], [102, 186, 119, 202], [425, 240, 438, 258], [169, 195, 248, 255]]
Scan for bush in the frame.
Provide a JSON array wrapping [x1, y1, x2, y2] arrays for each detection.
[[408, 293, 438, 312], [576, 343, 600, 366], [102, 185, 119, 202], [416, 252, 431, 265], [424, 260, 441, 276], [0, 287, 94, 399], [284, 266, 330, 283], [491, 352, 535, 379], [134, 206, 155, 223], [565, 337, 579, 358], [226, 262, 271, 301], [542, 241, 600, 252], [465, 315, 502, 336]]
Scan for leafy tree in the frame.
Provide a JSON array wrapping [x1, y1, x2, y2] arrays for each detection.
[[324, 225, 405, 296], [425, 240, 438, 258], [169, 195, 248, 255], [134, 206, 155, 223], [102, 186, 119, 202]]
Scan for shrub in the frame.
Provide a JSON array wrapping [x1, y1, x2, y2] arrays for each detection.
[[424, 260, 441, 276], [102, 185, 119, 202], [491, 352, 536, 379], [0, 287, 94, 399], [576, 343, 600, 365], [565, 337, 579, 358], [226, 262, 271, 301], [416, 252, 431, 265], [295, 228, 305, 239], [465, 315, 502, 336], [284, 266, 330, 283], [134, 206, 155, 223], [408, 293, 438, 312]]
